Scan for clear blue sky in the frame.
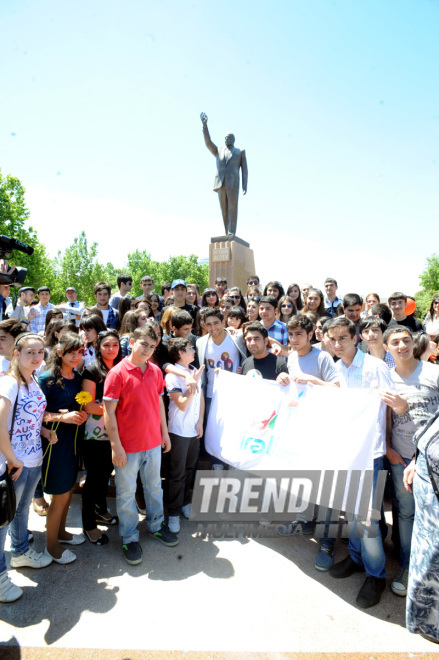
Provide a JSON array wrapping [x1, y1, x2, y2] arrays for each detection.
[[1, 0, 438, 298]]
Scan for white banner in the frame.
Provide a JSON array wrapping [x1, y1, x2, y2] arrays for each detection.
[[205, 370, 380, 473]]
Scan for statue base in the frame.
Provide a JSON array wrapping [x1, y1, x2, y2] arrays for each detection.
[[209, 236, 256, 292], [210, 234, 250, 248]]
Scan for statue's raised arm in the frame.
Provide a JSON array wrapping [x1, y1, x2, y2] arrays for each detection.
[[200, 111, 218, 157]]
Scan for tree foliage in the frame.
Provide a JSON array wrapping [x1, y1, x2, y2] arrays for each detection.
[[0, 169, 208, 304], [51, 232, 122, 305], [415, 253, 439, 321], [0, 170, 54, 289], [126, 251, 208, 297]]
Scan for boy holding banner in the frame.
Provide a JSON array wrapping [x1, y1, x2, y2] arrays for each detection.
[[327, 317, 408, 609], [196, 307, 247, 469]]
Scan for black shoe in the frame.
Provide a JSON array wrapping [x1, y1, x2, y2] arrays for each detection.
[[95, 513, 119, 526], [356, 576, 386, 608], [329, 555, 365, 578], [149, 522, 179, 547], [84, 530, 109, 546], [122, 541, 142, 565]]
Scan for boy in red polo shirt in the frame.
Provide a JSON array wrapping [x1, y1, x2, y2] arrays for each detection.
[[104, 325, 178, 565]]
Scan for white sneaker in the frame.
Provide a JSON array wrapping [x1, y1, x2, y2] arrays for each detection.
[[0, 571, 23, 602], [391, 567, 409, 596], [181, 503, 191, 519], [168, 516, 181, 533], [10, 548, 53, 569], [45, 548, 76, 564]]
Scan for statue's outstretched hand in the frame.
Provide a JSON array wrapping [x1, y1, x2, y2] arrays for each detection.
[[200, 112, 208, 125]]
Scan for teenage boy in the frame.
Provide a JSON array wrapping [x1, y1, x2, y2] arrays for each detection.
[[58, 287, 85, 326], [7, 286, 35, 323], [242, 322, 288, 380], [324, 278, 343, 318], [246, 275, 260, 296], [326, 317, 408, 608], [359, 317, 395, 368], [196, 307, 247, 468], [384, 325, 439, 597], [371, 303, 393, 325], [162, 310, 197, 353], [168, 280, 198, 323], [137, 276, 156, 300], [259, 296, 288, 347], [214, 277, 228, 300], [0, 319, 28, 375], [103, 325, 178, 565], [28, 286, 54, 333], [109, 274, 133, 310], [276, 315, 338, 553], [343, 293, 363, 342], [387, 292, 422, 332], [165, 338, 205, 533], [161, 282, 172, 304], [93, 281, 118, 329], [280, 315, 339, 387]]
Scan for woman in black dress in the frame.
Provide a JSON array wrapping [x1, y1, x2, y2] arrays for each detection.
[[38, 333, 88, 564]]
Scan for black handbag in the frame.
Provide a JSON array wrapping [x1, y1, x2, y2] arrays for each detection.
[[0, 469, 16, 528], [0, 389, 19, 528]]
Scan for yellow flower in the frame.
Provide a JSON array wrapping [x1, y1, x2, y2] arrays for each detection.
[[75, 391, 93, 406]]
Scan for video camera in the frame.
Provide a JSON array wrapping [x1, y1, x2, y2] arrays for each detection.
[[0, 235, 34, 287]]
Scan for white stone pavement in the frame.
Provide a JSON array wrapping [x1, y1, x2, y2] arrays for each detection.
[[0, 494, 436, 656]]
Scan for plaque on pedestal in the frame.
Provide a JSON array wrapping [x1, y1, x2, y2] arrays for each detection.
[[209, 236, 256, 292]]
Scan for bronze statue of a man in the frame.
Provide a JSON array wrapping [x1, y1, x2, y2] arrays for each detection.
[[200, 112, 248, 236]]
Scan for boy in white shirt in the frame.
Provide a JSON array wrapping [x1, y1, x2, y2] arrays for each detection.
[[165, 338, 205, 533]]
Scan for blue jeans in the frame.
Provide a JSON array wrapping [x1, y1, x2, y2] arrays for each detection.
[[348, 456, 386, 578], [10, 466, 42, 557], [115, 446, 164, 544], [0, 526, 8, 574], [390, 458, 414, 568]]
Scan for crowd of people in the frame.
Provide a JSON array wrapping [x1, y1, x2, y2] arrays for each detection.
[[0, 273, 438, 645]]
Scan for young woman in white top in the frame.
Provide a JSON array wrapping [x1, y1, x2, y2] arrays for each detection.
[[0, 333, 56, 603]]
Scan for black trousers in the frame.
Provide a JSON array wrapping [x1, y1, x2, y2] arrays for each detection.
[[81, 440, 113, 531], [168, 433, 199, 516]]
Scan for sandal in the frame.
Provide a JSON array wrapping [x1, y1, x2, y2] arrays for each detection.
[[32, 499, 49, 516], [95, 513, 118, 526], [84, 530, 109, 546]]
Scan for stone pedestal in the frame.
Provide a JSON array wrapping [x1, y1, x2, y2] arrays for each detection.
[[209, 235, 256, 292]]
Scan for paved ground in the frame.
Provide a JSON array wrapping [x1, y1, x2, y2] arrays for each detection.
[[0, 494, 437, 659]]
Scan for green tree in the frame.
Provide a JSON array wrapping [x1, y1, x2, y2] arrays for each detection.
[[415, 253, 439, 321], [51, 232, 121, 305], [157, 255, 209, 292], [0, 170, 53, 290], [419, 254, 439, 292], [126, 251, 209, 297], [125, 250, 160, 297]]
